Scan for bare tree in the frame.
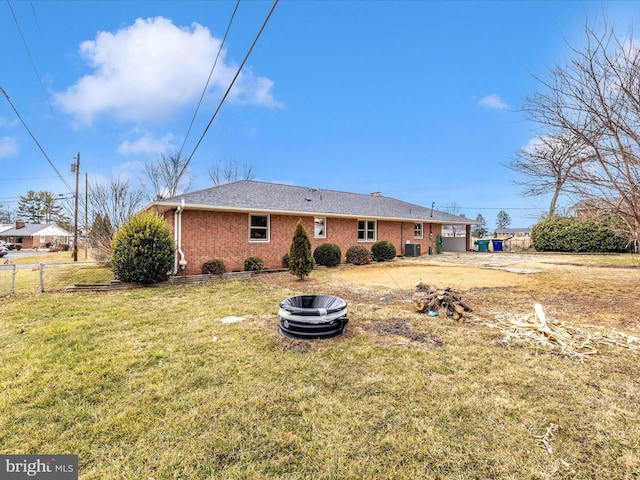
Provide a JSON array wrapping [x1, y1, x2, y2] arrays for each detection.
[[523, 19, 640, 250], [207, 157, 256, 186], [88, 177, 144, 232], [142, 153, 193, 200], [443, 202, 466, 237], [507, 132, 589, 216]]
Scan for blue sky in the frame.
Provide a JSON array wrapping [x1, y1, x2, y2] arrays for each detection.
[[1, 0, 638, 229]]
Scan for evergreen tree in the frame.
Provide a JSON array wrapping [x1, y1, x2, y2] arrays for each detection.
[[472, 214, 488, 237], [288, 219, 314, 280], [16, 190, 69, 225], [0, 204, 11, 223], [496, 210, 512, 230]]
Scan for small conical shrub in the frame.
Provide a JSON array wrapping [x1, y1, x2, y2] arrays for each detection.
[[288, 219, 315, 280]]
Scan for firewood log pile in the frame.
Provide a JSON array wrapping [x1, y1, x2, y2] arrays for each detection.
[[412, 282, 473, 320]]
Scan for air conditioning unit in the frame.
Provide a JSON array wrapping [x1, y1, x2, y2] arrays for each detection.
[[405, 243, 420, 257]]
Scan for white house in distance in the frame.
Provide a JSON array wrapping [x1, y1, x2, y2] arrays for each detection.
[[0, 220, 71, 249]]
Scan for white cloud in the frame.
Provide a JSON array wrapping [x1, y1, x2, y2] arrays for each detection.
[[0, 136, 18, 157], [118, 132, 177, 156], [478, 93, 509, 110], [54, 16, 281, 125]]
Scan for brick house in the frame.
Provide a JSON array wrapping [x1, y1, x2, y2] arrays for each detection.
[[147, 180, 475, 275], [0, 220, 71, 248]]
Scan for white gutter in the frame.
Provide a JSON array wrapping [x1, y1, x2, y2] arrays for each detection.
[[174, 199, 187, 274]]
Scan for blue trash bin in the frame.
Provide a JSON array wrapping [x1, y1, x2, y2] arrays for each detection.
[[492, 240, 503, 252]]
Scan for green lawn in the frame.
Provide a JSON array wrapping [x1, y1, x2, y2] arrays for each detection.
[[1, 272, 639, 479]]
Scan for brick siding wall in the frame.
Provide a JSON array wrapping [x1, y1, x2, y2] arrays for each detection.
[[166, 209, 444, 275]]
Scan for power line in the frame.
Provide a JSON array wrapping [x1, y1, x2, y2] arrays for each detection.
[[177, 0, 241, 161], [184, 0, 279, 170], [0, 175, 73, 181], [6, 0, 55, 114], [1, 86, 73, 193]]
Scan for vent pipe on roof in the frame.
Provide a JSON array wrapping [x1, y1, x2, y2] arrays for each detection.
[[370, 192, 382, 197]]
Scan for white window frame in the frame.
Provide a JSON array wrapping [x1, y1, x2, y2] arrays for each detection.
[[314, 217, 326, 238], [357, 219, 377, 242], [249, 214, 270, 242], [414, 222, 423, 239], [40, 235, 46, 243]]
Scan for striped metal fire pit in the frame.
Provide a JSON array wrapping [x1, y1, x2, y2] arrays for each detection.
[[278, 295, 348, 339]]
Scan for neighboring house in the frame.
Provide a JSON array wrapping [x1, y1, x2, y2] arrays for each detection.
[[495, 228, 531, 238], [147, 180, 476, 275], [0, 224, 12, 234], [0, 220, 71, 248], [571, 197, 621, 219]]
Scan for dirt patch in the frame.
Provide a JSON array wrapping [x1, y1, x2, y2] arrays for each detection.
[[362, 318, 444, 348], [259, 252, 640, 334], [336, 263, 532, 290]]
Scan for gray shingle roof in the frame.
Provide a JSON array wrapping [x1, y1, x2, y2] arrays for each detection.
[[0, 224, 70, 236], [152, 180, 472, 224]]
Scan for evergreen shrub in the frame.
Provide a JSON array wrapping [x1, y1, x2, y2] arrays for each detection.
[[288, 220, 315, 279], [112, 211, 175, 283], [531, 215, 631, 253], [371, 240, 397, 261], [244, 256, 264, 271], [202, 259, 226, 275], [313, 243, 342, 267]]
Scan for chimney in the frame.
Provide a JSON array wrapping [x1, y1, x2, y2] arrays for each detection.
[[16, 220, 25, 229]]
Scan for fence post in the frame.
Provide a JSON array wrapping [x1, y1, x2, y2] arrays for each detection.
[[40, 263, 45, 293]]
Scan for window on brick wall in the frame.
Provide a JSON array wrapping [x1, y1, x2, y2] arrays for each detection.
[[314, 217, 326, 238], [414, 222, 423, 239], [357, 219, 376, 242], [249, 214, 269, 241]]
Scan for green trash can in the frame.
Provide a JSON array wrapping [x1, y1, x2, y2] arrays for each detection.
[[477, 239, 490, 252]]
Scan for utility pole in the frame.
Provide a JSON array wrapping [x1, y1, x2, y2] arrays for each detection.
[[85, 172, 88, 259], [72, 152, 80, 262]]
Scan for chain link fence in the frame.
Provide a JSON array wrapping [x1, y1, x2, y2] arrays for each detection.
[[0, 261, 113, 295], [0, 264, 17, 295]]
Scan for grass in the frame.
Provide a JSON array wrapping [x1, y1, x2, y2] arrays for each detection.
[[1, 258, 639, 478], [1, 250, 113, 293]]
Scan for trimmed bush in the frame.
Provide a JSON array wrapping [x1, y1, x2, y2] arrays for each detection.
[[202, 259, 226, 275], [244, 256, 264, 271], [281, 253, 290, 269], [371, 240, 397, 262], [288, 220, 315, 280], [531, 215, 631, 253], [345, 245, 371, 265], [111, 211, 175, 283], [313, 243, 342, 267]]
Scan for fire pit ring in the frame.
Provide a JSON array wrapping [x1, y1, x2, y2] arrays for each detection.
[[278, 295, 348, 339]]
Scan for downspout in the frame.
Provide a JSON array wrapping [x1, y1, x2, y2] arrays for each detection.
[[174, 199, 187, 274]]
